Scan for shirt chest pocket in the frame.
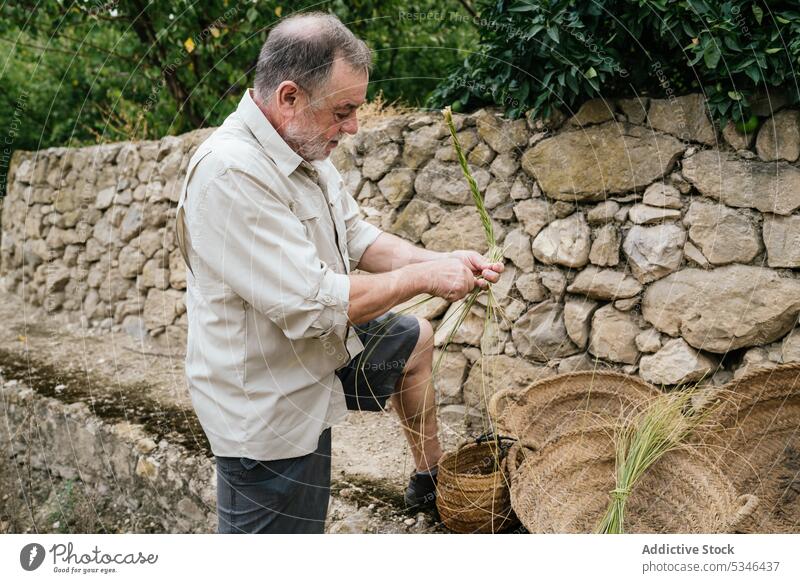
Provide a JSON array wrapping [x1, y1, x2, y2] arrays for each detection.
[[292, 199, 323, 237], [292, 194, 350, 272]]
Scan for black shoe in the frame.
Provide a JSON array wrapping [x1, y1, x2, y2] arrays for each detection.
[[404, 470, 438, 510]]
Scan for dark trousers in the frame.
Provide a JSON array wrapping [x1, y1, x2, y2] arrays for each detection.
[[215, 428, 332, 534]]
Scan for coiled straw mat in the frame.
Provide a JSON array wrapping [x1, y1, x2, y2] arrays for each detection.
[[488, 371, 661, 450], [436, 434, 519, 533], [507, 426, 759, 533], [700, 363, 800, 533]]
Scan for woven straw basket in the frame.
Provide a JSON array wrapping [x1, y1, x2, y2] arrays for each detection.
[[488, 371, 661, 450], [436, 436, 519, 533], [701, 363, 800, 533], [507, 427, 759, 533]]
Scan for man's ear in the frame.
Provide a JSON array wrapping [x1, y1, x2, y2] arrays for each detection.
[[274, 81, 302, 114]]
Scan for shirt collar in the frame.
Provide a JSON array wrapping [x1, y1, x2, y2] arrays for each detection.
[[237, 88, 304, 177]]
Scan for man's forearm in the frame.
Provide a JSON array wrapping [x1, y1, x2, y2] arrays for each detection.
[[347, 264, 427, 324], [356, 232, 445, 273]]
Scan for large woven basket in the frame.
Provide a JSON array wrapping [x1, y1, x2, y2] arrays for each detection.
[[436, 436, 519, 533], [489, 371, 660, 450], [701, 363, 800, 533], [507, 427, 758, 533]]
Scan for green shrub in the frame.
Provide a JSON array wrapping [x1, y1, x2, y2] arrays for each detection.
[[429, 0, 800, 122]]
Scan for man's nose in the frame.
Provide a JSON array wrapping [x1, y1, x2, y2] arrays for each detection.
[[341, 114, 358, 135]]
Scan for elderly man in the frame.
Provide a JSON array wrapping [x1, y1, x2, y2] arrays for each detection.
[[176, 12, 503, 534]]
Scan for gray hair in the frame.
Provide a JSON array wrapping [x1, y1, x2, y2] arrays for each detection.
[[254, 12, 372, 102]]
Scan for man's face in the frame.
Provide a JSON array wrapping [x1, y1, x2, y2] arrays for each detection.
[[283, 58, 368, 161]]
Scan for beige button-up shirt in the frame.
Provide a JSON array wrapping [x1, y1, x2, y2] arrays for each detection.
[[176, 89, 382, 461]]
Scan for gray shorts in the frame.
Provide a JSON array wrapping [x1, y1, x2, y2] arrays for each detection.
[[215, 311, 420, 533], [337, 311, 421, 412]]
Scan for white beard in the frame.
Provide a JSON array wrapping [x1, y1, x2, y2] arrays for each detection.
[[283, 111, 340, 161]]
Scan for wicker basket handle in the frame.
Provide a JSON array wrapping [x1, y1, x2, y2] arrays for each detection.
[[506, 440, 537, 477], [454, 432, 516, 449], [475, 432, 517, 446], [488, 388, 519, 425], [728, 494, 759, 530]]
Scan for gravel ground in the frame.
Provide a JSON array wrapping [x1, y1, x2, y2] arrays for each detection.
[[0, 291, 459, 533]]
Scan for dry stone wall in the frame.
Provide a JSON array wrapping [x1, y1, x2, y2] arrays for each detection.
[[1, 129, 214, 350], [4, 94, 800, 420]]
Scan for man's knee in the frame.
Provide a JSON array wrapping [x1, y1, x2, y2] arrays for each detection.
[[413, 316, 434, 354], [403, 317, 434, 374]]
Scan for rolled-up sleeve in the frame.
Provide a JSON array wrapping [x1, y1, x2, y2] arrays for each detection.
[[193, 167, 350, 342], [340, 186, 382, 272]]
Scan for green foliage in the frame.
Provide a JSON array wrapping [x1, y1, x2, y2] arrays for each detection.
[[0, 1, 475, 172], [429, 0, 800, 121]]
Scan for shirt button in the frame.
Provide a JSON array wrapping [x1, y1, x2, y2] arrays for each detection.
[[322, 294, 333, 304]]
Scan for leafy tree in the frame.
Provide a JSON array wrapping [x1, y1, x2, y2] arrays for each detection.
[[0, 0, 476, 195]]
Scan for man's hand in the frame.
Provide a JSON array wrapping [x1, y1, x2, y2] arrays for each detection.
[[448, 250, 505, 285], [409, 250, 506, 303], [411, 258, 477, 302]]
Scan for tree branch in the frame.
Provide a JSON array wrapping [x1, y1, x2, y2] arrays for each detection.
[[127, 0, 204, 128], [457, 0, 478, 18]]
